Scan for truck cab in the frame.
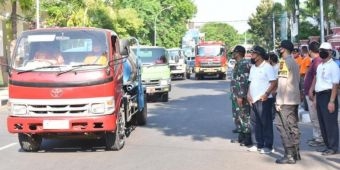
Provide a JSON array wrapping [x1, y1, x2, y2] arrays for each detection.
[[167, 48, 186, 80], [194, 41, 227, 80], [7, 27, 146, 152], [130, 46, 171, 102]]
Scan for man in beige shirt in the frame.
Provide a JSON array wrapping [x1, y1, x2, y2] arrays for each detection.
[[275, 40, 301, 164]]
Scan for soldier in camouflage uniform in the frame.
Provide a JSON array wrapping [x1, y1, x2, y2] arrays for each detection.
[[230, 45, 252, 146]]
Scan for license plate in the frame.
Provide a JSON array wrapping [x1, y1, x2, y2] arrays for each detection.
[[43, 120, 69, 129], [204, 69, 216, 72], [146, 87, 155, 93]]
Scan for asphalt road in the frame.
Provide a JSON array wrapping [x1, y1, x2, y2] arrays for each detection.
[[0, 77, 339, 170]]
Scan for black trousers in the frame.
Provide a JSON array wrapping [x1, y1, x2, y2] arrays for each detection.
[[274, 105, 300, 148], [250, 99, 274, 149], [316, 90, 339, 152]]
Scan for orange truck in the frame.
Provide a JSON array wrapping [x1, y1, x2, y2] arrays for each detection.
[[194, 41, 227, 80]]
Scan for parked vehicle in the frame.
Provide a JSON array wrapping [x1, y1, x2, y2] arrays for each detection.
[[194, 41, 228, 80], [131, 46, 171, 102], [7, 27, 146, 152], [167, 48, 186, 80]]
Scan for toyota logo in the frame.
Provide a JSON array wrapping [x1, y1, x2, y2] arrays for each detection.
[[51, 88, 63, 98]]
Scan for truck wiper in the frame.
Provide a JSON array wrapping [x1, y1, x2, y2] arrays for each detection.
[[56, 63, 103, 76], [17, 65, 62, 74]]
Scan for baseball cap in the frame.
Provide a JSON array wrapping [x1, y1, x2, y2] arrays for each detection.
[[280, 40, 294, 52], [250, 45, 266, 57], [232, 45, 246, 54], [319, 42, 332, 50], [292, 48, 299, 53]]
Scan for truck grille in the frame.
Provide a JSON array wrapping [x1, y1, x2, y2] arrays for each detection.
[[142, 79, 159, 86], [200, 62, 221, 67], [28, 104, 89, 116]]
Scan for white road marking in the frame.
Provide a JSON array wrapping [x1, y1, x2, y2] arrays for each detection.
[[0, 143, 17, 151]]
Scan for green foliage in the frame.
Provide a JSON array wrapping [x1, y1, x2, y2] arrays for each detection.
[[299, 20, 320, 39], [248, 0, 276, 49], [200, 22, 240, 50]]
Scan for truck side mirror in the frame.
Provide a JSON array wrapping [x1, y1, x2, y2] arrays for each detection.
[[119, 39, 130, 56]]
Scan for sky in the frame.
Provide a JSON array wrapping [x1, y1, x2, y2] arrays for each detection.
[[192, 0, 285, 33]]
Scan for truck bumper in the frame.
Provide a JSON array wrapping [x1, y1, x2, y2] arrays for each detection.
[[7, 114, 117, 134], [194, 67, 226, 74], [144, 85, 171, 94]]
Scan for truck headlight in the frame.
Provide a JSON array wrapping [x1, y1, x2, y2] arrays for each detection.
[[91, 103, 106, 114], [90, 98, 115, 114], [11, 104, 27, 115], [160, 79, 170, 86]]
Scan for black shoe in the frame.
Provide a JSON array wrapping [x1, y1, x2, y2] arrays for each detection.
[[230, 139, 239, 143], [316, 147, 328, 152], [232, 129, 240, 133], [321, 149, 336, 156], [275, 156, 296, 164]]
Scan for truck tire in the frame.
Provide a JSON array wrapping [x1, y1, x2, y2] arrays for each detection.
[[105, 107, 125, 151], [18, 133, 42, 152], [186, 73, 190, 79], [136, 95, 147, 126], [161, 92, 169, 102], [220, 73, 227, 80]]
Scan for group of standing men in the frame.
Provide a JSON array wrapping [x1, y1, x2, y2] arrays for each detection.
[[230, 40, 340, 164]]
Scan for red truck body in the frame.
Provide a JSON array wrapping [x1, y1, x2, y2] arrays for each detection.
[[6, 27, 129, 151], [194, 41, 227, 80]]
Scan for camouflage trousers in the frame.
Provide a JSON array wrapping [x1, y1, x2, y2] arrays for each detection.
[[231, 96, 251, 134]]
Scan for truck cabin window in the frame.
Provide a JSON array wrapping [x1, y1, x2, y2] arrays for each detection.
[[12, 30, 109, 70], [197, 45, 224, 57], [132, 48, 167, 64]]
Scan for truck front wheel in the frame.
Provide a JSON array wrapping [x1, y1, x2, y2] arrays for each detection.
[[136, 95, 147, 126], [105, 107, 126, 150], [18, 133, 42, 152], [161, 92, 169, 102]]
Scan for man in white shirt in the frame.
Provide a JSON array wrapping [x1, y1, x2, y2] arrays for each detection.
[[310, 42, 340, 156], [247, 46, 277, 154]]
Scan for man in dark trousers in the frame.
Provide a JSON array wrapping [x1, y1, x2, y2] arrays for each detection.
[[275, 40, 301, 164], [230, 45, 252, 146], [247, 46, 277, 154], [309, 42, 340, 155]]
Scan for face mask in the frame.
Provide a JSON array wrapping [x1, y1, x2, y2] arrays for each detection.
[[319, 50, 329, 59], [250, 58, 256, 64]]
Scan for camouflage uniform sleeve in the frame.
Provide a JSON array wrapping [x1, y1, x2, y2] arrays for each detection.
[[235, 60, 250, 98]]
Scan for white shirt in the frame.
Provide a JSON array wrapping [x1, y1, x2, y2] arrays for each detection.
[[273, 63, 279, 78], [248, 61, 276, 103], [315, 58, 340, 92]]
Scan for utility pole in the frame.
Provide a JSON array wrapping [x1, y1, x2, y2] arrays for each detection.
[[320, 0, 325, 43], [154, 6, 173, 46], [273, 13, 276, 51], [36, 0, 40, 29]]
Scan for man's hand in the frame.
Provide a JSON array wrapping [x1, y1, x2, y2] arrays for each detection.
[[260, 94, 268, 101], [308, 89, 314, 101], [328, 102, 335, 113], [247, 95, 253, 106], [236, 97, 243, 107], [275, 104, 281, 112]]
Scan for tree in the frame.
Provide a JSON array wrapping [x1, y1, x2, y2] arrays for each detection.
[[200, 22, 240, 50], [248, 0, 275, 49], [0, 0, 34, 40]]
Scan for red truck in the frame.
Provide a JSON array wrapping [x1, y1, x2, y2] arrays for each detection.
[[6, 27, 147, 151], [194, 41, 227, 80]]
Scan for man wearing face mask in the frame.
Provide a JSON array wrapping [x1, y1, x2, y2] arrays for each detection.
[[309, 42, 340, 156], [247, 46, 277, 154], [275, 40, 301, 164], [230, 45, 252, 146], [304, 41, 324, 147]]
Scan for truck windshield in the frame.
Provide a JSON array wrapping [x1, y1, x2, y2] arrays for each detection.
[[11, 30, 108, 71], [168, 50, 184, 61], [132, 48, 167, 64], [197, 45, 223, 57]]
